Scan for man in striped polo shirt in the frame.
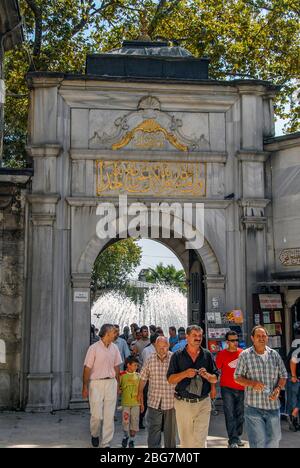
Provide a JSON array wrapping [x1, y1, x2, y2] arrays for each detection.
[[234, 325, 287, 448]]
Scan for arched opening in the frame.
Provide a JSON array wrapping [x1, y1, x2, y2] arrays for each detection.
[[69, 223, 222, 409], [89, 238, 203, 338]]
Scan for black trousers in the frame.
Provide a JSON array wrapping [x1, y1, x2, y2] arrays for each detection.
[[221, 387, 245, 444]]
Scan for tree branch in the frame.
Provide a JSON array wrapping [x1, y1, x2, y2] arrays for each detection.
[[70, 0, 125, 38], [148, 0, 181, 37], [25, 0, 43, 59]]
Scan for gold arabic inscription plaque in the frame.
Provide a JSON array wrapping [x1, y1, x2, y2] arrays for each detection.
[[96, 160, 206, 197]]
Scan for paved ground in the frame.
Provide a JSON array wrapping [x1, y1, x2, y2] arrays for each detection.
[[0, 402, 299, 448]]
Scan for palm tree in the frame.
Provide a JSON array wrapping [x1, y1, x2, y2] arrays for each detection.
[[144, 263, 187, 294]]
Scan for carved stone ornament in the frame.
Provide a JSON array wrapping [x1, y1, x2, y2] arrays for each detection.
[[137, 95, 161, 111], [112, 119, 188, 152], [240, 205, 266, 231], [279, 248, 300, 266], [0, 186, 22, 212], [89, 95, 210, 152]]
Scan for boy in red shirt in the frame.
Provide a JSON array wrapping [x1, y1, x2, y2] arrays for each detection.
[[216, 331, 245, 448]]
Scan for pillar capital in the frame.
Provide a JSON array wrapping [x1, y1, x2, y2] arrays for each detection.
[[71, 272, 92, 289], [26, 144, 62, 158]]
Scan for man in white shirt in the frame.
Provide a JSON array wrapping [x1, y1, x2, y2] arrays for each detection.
[[82, 323, 122, 448]]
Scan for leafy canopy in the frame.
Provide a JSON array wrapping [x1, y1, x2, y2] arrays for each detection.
[[91, 238, 142, 291], [145, 262, 187, 293], [3, 0, 299, 166]]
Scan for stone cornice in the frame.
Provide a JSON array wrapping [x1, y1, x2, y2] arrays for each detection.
[[238, 198, 270, 209], [59, 84, 238, 112], [26, 144, 62, 158], [0, 174, 32, 185], [27, 193, 61, 205], [264, 134, 300, 151], [237, 83, 279, 97], [66, 196, 233, 209], [70, 149, 228, 164], [236, 150, 270, 162], [26, 75, 64, 89]]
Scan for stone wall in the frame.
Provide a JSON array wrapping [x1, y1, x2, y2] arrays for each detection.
[[265, 133, 300, 275], [0, 178, 27, 409]]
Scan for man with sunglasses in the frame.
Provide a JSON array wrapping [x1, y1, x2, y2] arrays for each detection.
[[216, 331, 245, 448]]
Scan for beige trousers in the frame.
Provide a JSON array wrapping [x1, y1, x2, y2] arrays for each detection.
[[174, 397, 211, 448], [89, 379, 117, 446]]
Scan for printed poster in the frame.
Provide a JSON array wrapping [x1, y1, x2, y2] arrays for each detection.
[[214, 312, 222, 325], [263, 311, 271, 324], [208, 340, 220, 353], [254, 314, 261, 325], [207, 312, 215, 323], [274, 311, 282, 323]]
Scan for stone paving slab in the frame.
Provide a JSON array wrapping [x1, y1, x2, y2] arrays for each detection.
[[0, 405, 299, 448]]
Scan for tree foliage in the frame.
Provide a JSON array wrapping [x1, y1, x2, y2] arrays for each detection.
[[3, 0, 299, 165], [91, 238, 142, 292], [145, 262, 187, 293]]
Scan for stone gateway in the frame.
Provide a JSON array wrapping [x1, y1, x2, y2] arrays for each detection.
[[1, 40, 300, 411]]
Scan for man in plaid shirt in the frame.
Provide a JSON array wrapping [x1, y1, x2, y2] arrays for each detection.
[[138, 336, 176, 448], [234, 325, 287, 448]]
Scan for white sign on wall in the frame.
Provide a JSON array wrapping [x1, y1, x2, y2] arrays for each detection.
[[212, 297, 219, 309], [74, 291, 89, 302]]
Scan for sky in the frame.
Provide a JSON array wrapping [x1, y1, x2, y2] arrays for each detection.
[[132, 239, 184, 278], [132, 118, 287, 278]]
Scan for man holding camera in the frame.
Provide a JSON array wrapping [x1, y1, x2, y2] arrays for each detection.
[[167, 325, 218, 447]]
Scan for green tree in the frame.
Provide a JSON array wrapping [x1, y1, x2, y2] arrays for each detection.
[[145, 262, 187, 293], [91, 238, 142, 294], [3, 0, 300, 166]]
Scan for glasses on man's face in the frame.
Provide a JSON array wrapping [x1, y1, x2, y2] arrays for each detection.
[[227, 339, 239, 342]]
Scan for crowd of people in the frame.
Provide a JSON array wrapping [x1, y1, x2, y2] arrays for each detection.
[[83, 322, 300, 449]]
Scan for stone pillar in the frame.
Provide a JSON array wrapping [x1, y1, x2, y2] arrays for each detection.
[[0, 78, 4, 157], [204, 275, 226, 306], [239, 199, 270, 342], [70, 272, 91, 409], [203, 275, 226, 337], [237, 149, 271, 342], [25, 194, 60, 412]]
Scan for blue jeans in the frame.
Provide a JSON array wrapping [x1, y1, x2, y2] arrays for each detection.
[[286, 379, 300, 414], [221, 387, 244, 444], [245, 406, 281, 448]]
